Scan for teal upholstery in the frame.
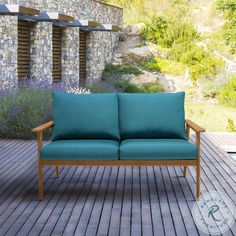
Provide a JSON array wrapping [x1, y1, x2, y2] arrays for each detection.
[[119, 139, 197, 160], [40, 140, 119, 160], [118, 92, 186, 139], [51, 92, 120, 141], [42, 92, 194, 162]]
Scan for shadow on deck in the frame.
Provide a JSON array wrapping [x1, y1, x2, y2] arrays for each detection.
[[0, 133, 235, 236]]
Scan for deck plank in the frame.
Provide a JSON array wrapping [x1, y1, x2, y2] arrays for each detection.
[[96, 166, 119, 236], [131, 166, 141, 236], [62, 167, 98, 235], [0, 134, 235, 236], [85, 167, 112, 236], [120, 167, 132, 236], [50, 167, 90, 236], [108, 167, 125, 236]]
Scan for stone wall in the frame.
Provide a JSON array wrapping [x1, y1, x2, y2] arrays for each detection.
[[30, 22, 53, 83], [61, 27, 80, 84], [0, 16, 18, 91], [86, 31, 119, 84], [0, 0, 123, 88]]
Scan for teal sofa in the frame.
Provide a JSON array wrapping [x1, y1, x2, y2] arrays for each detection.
[[32, 92, 205, 200]]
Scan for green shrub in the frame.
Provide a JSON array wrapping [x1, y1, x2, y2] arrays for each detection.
[[102, 63, 165, 93], [141, 14, 199, 48], [142, 83, 165, 93], [219, 76, 236, 107], [226, 118, 236, 132], [104, 64, 142, 76], [86, 84, 113, 93], [141, 13, 223, 81], [103, 76, 144, 93], [142, 58, 185, 75], [141, 15, 169, 46], [102, 63, 144, 93], [156, 58, 185, 75], [0, 88, 52, 139], [142, 60, 160, 71], [169, 43, 224, 80], [217, 0, 236, 54]]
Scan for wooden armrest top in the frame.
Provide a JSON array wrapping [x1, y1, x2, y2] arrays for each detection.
[[185, 119, 205, 133], [32, 121, 54, 133]]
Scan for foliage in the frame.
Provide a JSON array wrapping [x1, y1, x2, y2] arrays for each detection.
[[156, 58, 185, 75], [102, 0, 190, 24], [217, 0, 236, 54], [102, 64, 144, 92], [169, 43, 224, 80], [142, 57, 185, 76], [142, 60, 160, 71], [0, 78, 90, 139], [226, 118, 236, 132], [141, 12, 224, 80], [104, 63, 142, 76], [219, 76, 236, 107], [142, 83, 165, 93], [87, 84, 112, 93], [205, 30, 234, 59], [103, 76, 144, 93], [102, 63, 164, 93], [141, 14, 199, 48], [0, 88, 52, 139]]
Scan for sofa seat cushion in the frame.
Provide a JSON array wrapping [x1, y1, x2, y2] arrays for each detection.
[[119, 139, 198, 160], [52, 92, 120, 141], [118, 92, 186, 139], [40, 140, 119, 160]]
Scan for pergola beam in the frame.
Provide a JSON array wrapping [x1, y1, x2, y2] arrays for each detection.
[[101, 24, 122, 31], [62, 20, 101, 27], [18, 12, 74, 22], [0, 4, 39, 16], [53, 21, 122, 32], [38, 12, 74, 21]]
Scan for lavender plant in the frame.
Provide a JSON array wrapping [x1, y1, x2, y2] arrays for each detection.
[[0, 77, 90, 139]]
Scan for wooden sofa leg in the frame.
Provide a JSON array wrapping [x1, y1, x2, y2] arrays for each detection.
[[55, 166, 59, 177], [38, 161, 43, 200], [183, 166, 187, 177], [196, 162, 200, 199]]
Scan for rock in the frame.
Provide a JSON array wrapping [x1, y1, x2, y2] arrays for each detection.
[[157, 73, 192, 92], [112, 57, 123, 65], [129, 70, 159, 85], [123, 23, 145, 36], [124, 69, 191, 92], [123, 46, 154, 63]]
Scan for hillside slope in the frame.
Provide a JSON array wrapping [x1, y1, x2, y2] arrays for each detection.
[[103, 0, 223, 30]]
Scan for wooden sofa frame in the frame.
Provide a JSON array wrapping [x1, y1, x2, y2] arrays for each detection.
[[32, 120, 205, 200]]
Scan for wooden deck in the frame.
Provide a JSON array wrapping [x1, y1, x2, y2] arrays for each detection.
[[0, 133, 235, 236], [205, 132, 236, 153]]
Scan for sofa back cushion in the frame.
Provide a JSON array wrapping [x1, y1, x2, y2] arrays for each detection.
[[52, 92, 120, 141], [118, 92, 186, 139]]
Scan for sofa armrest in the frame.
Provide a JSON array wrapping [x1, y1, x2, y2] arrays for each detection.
[[32, 121, 54, 133], [185, 119, 205, 161], [32, 121, 54, 152], [185, 119, 205, 133]]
